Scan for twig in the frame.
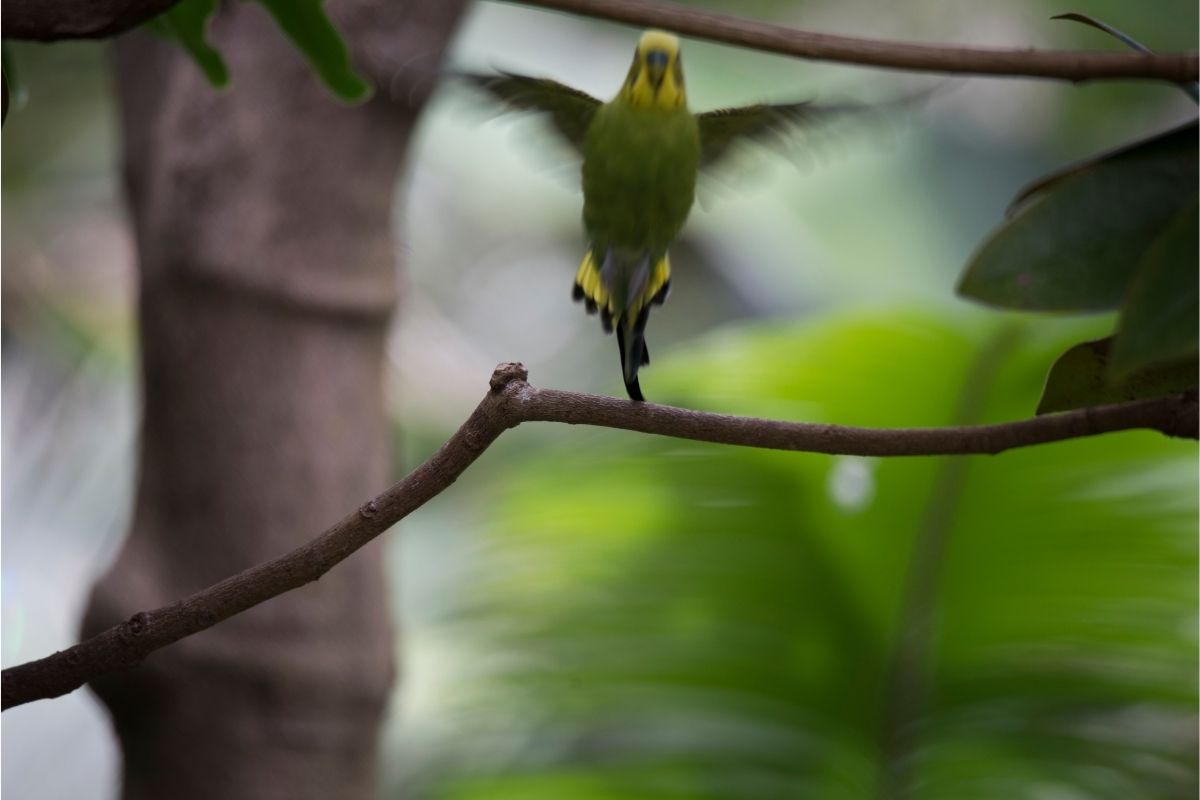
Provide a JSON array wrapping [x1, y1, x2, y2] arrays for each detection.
[[3, 0, 182, 40], [7, 0, 1195, 83], [501, 0, 1199, 82], [3, 363, 1195, 710]]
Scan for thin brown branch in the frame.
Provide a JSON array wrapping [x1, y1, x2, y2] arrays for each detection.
[[3, 364, 1195, 710], [516, 384, 1198, 455], [502, 0, 1198, 82], [3, 0, 181, 40]]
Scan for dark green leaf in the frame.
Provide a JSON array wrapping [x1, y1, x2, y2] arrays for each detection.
[[1110, 200, 1200, 377], [957, 122, 1198, 311], [1036, 336, 1197, 414], [146, 0, 229, 88], [255, 0, 372, 103], [1006, 122, 1197, 215]]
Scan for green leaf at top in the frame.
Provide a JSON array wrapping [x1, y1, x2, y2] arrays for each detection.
[[255, 0, 372, 103], [147, 0, 229, 88], [1110, 200, 1200, 378], [958, 122, 1197, 312], [1036, 336, 1197, 415]]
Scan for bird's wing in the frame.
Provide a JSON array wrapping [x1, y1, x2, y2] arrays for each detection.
[[694, 87, 941, 171], [458, 71, 602, 153], [696, 101, 876, 169]]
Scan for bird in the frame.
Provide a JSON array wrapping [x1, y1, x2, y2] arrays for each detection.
[[463, 29, 895, 401]]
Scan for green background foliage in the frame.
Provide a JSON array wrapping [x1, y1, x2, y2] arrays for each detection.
[[415, 312, 1197, 798], [147, 0, 372, 101], [146, 0, 229, 87]]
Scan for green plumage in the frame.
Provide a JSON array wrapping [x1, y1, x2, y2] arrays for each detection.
[[582, 100, 699, 313]]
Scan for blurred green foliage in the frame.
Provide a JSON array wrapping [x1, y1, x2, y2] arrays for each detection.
[[146, 0, 228, 87], [255, 0, 372, 101], [416, 311, 1197, 799], [146, 0, 371, 101]]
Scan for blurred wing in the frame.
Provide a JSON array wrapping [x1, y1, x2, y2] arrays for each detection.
[[696, 94, 924, 170], [459, 71, 602, 154]]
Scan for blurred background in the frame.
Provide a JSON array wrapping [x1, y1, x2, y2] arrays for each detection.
[[2, 1, 1196, 797]]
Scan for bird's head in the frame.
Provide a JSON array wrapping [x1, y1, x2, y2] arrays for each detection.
[[620, 30, 687, 109]]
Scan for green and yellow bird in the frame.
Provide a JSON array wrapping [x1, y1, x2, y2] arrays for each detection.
[[466, 29, 872, 400]]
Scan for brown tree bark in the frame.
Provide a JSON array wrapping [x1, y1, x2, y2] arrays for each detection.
[[80, 2, 466, 798]]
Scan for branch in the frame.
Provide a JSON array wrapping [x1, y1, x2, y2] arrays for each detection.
[[502, 0, 1199, 82], [3, 364, 1195, 710], [2, 0, 181, 40]]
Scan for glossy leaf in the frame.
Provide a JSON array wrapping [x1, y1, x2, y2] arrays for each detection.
[[146, 0, 229, 88], [1110, 201, 1200, 377], [958, 123, 1198, 311], [256, 0, 372, 103], [1036, 336, 1197, 414]]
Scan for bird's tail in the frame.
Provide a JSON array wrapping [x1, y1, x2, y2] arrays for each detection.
[[572, 248, 671, 401], [615, 309, 651, 401]]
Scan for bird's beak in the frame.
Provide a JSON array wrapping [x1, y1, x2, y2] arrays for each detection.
[[645, 51, 669, 91]]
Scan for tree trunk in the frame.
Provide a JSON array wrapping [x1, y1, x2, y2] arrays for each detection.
[[82, 2, 466, 797]]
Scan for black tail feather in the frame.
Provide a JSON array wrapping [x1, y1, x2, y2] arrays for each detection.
[[616, 308, 652, 402], [651, 279, 671, 306]]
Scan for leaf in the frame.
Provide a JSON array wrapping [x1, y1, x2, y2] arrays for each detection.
[[1005, 121, 1196, 217], [255, 0, 372, 103], [1053, 12, 1155, 53], [1036, 336, 1197, 414], [1052, 13, 1199, 102], [1110, 200, 1200, 377], [958, 122, 1198, 311], [146, 0, 229, 88]]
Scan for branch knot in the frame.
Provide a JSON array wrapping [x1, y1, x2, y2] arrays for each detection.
[[124, 612, 150, 637], [489, 362, 529, 393]]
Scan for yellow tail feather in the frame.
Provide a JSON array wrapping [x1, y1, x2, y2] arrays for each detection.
[[573, 250, 671, 325]]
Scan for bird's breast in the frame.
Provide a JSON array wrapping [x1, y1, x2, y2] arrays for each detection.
[[581, 104, 701, 253]]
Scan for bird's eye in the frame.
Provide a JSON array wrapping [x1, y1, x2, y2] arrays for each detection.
[[645, 51, 669, 69]]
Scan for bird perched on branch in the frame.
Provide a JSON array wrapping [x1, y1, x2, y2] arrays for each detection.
[[463, 29, 899, 401]]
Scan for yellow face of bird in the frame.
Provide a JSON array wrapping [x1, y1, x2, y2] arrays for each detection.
[[619, 30, 687, 109]]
